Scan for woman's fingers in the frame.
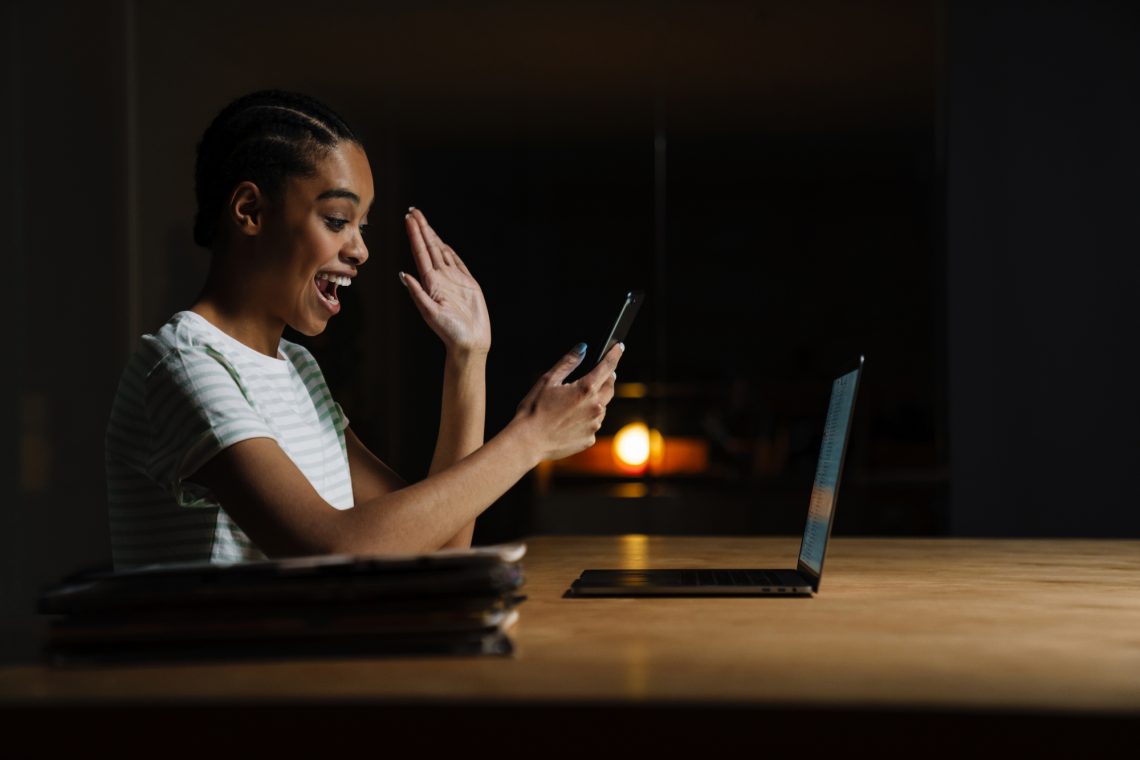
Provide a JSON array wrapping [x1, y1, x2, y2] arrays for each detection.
[[407, 208, 477, 282], [549, 343, 588, 386], [443, 244, 471, 276], [598, 373, 617, 406], [408, 208, 448, 269], [516, 343, 587, 415], [581, 342, 624, 393], [398, 271, 437, 319], [515, 342, 626, 461], [416, 210, 453, 267], [404, 213, 438, 274]]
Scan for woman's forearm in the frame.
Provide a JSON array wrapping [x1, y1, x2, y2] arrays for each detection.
[[200, 343, 619, 559], [429, 349, 487, 548], [336, 417, 538, 554], [430, 350, 487, 473]]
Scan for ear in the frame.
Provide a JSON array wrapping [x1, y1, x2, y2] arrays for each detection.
[[226, 181, 264, 238]]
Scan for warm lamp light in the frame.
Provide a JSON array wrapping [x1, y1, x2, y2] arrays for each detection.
[[614, 422, 651, 468], [613, 422, 667, 474], [549, 419, 706, 479]]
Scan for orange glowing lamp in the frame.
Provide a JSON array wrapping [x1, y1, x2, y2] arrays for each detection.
[[545, 419, 707, 479], [612, 422, 666, 475]]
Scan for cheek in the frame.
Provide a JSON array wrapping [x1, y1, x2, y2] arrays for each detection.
[[304, 225, 341, 262]]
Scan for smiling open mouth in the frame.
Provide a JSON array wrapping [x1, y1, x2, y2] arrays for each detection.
[[316, 276, 337, 305], [314, 273, 348, 309]]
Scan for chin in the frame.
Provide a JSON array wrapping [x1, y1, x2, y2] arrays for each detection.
[[291, 318, 329, 337]]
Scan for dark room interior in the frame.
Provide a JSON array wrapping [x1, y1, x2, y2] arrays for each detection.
[[3, 0, 1138, 753]]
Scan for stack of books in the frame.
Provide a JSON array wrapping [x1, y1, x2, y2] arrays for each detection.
[[38, 544, 526, 664]]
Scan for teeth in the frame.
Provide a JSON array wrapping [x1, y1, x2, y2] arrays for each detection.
[[316, 272, 352, 287]]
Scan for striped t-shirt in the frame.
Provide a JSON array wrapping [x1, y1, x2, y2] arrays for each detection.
[[105, 310, 354, 569]]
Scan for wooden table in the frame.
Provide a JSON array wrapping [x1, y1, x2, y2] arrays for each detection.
[[3, 536, 1139, 755]]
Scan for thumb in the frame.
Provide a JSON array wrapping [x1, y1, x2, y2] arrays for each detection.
[[548, 342, 588, 385]]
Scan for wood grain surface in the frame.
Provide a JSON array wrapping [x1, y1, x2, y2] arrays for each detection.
[[3, 536, 1139, 714]]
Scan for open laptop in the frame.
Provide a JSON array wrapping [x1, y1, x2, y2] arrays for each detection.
[[568, 356, 863, 597]]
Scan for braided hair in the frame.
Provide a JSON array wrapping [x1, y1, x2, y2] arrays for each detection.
[[192, 90, 361, 249]]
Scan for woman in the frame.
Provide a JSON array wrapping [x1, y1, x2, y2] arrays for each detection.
[[105, 90, 621, 568]]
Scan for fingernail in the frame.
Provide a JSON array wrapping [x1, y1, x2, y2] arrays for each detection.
[[398, 271, 408, 288], [612, 371, 617, 379], [408, 206, 416, 213], [404, 212, 410, 219], [618, 342, 625, 352], [573, 342, 587, 355]]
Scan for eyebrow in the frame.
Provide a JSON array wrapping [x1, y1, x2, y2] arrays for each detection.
[[316, 188, 360, 204]]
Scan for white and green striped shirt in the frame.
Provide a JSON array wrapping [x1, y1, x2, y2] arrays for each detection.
[[105, 310, 353, 569]]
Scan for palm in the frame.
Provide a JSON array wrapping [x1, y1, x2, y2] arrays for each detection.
[[403, 210, 491, 353]]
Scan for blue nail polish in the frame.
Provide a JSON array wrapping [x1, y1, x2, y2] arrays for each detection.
[[574, 342, 587, 355]]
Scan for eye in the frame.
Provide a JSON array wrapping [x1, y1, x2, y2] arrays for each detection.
[[358, 223, 368, 237], [324, 216, 349, 232]]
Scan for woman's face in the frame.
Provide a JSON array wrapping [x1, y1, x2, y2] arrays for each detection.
[[259, 141, 375, 336]]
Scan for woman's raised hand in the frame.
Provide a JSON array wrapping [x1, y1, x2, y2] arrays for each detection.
[[400, 208, 492, 356], [513, 342, 624, 462]]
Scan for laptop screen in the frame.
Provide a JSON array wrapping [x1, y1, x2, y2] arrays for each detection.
[[797, 360, 862, 577]]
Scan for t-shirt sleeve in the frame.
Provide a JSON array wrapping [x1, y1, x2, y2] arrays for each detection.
[[142, 346, 276, 507]]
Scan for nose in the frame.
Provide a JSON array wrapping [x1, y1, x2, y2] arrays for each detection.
[[342, 230, 368, 267]]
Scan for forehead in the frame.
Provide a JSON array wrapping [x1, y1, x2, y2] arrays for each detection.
[[294, 142, 374, 206]]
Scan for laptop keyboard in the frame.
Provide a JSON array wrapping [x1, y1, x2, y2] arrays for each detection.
[[691, 570, 785, 586]]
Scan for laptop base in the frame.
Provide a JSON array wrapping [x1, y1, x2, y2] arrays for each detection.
[[569, 568, 813, 597]]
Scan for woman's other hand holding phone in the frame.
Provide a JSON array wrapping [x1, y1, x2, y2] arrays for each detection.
[[512, 342, 624, 462]]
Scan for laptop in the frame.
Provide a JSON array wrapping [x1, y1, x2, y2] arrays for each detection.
[[568, 356, 863, 597]]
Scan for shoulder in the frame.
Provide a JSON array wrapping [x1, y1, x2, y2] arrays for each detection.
[[108, 313, 244, 458], [128, 313, 259, 411], [147, 311, 233, 358], [112, 313, 219, 393], [133, 311, 229, 369]]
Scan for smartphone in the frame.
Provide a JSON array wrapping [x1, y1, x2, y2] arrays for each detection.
[[591, 290, 645, 366]]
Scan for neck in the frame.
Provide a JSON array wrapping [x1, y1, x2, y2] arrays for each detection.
[[190, 254, 286, 359]]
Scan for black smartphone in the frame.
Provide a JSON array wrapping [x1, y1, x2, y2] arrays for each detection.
[[594, 290, 644, 366]]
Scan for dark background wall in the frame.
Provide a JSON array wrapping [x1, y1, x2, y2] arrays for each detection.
[[946, 2, 1140, 536], [3, 0, 1137, 663], [3, 1, 133, 662]]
